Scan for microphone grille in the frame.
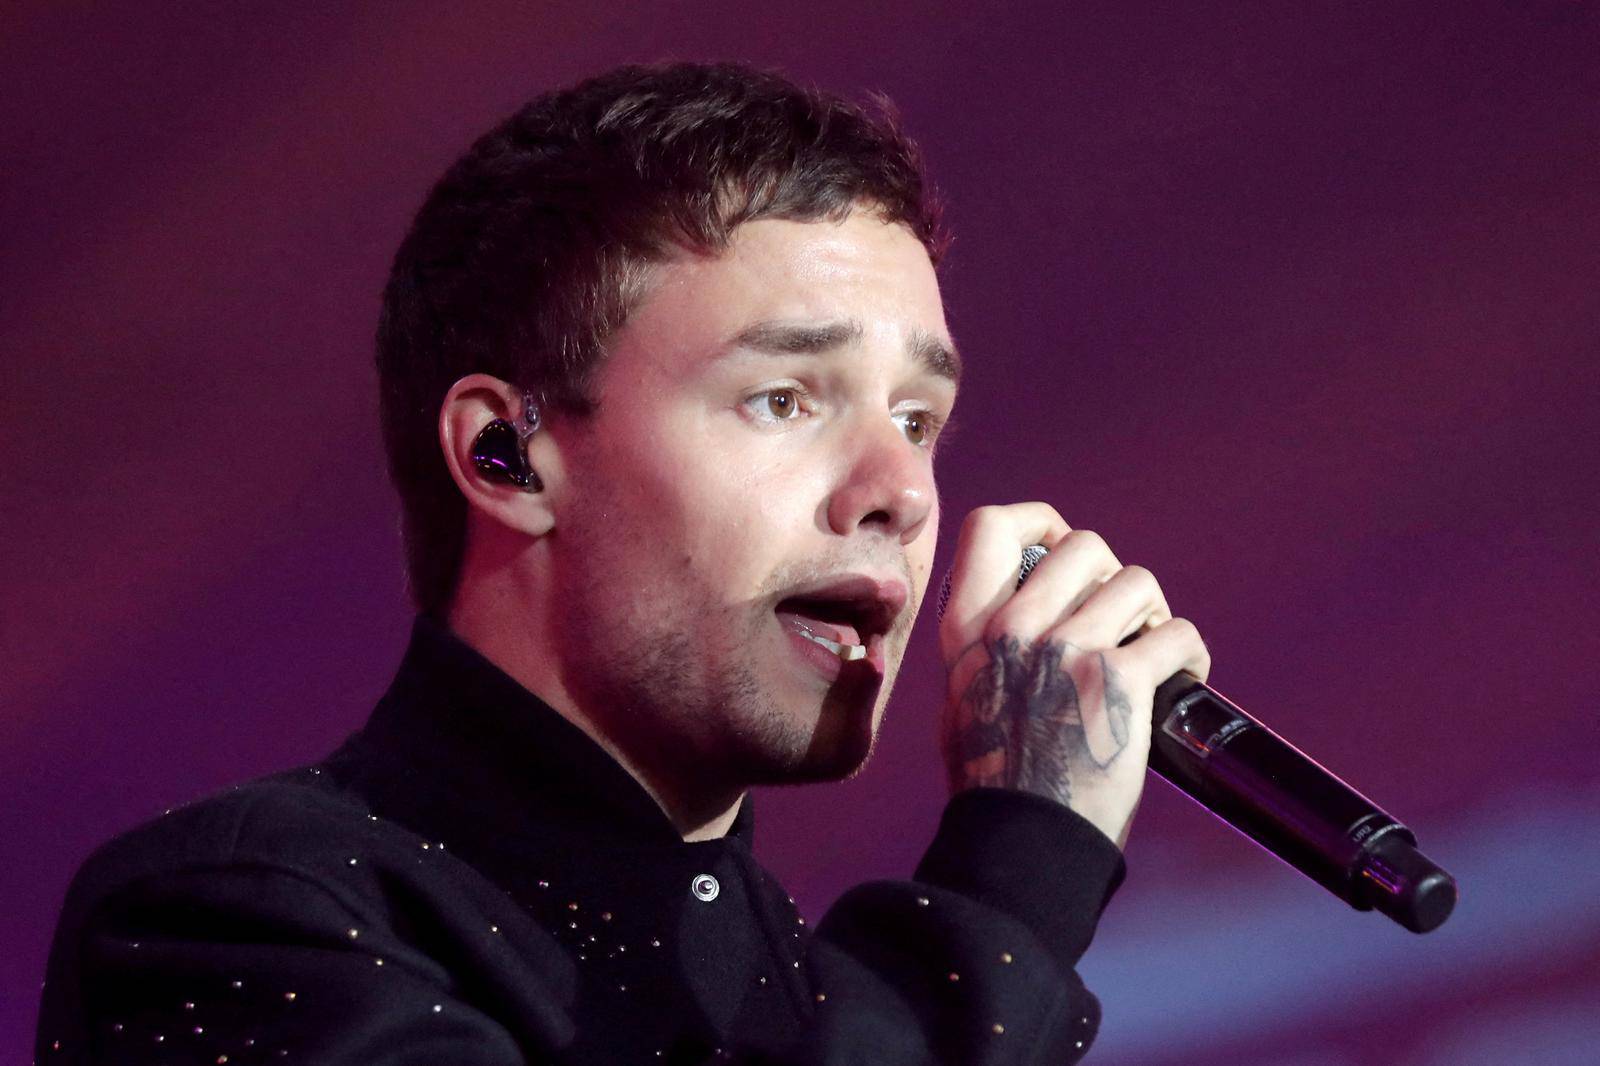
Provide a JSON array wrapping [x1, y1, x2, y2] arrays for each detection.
[[936, 544, 1049, 620], [1017, 543, 1049, 585]]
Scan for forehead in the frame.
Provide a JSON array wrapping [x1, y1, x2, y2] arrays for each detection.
[[612, 213, 954, 379]]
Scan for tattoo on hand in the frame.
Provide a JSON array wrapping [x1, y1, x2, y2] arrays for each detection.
[[1098, 651, 1133, 753], [949, 635, 1132, 806]]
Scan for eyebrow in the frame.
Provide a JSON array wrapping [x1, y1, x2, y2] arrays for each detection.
[[727, 318, 962, 386]]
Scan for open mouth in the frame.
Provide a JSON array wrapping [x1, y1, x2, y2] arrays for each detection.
[[776, 600, 871, 661], [772, 576, 906, 673]]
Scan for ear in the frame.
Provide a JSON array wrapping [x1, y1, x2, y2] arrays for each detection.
[[439, 373, 560, 537]]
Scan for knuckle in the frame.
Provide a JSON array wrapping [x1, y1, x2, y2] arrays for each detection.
[[1042, 618, 1088, 655], [1120, 563, 1157, 589], [1168, 616, 1202, 642], [1064, 528, 1109, 556], [939, 623, 971, 659], [960, 505, 1003, 538], [980, 613, 1016, 647]]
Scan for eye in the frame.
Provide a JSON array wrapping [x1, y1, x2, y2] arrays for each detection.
[[765, 388, 801, 420], [894, 408, 946, 448], [744, 386, 809, 425]]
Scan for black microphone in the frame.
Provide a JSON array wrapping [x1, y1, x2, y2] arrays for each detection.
[[938, 545, 1457, 933]]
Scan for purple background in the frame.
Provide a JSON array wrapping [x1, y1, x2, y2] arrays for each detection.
[[4, 3, 1598, 1062]]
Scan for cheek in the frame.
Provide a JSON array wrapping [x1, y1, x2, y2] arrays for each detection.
[[588, 382, 855, 601], [600, 414, 810, 586], [907, 492, 939, 584], [677, 443, 824, 587]]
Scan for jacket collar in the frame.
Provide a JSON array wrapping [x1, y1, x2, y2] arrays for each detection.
[[343, 614, 754, 855]]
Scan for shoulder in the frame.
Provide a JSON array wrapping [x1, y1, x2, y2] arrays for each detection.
[[37, 769, 572, 1064], [67, 769, 362, 895], [44, 763, 539, 999], [54, 764, 456, 944]]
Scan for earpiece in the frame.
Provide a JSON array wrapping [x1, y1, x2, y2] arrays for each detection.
[[469, 392, 543, 492]]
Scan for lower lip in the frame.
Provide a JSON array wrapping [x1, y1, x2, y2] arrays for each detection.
[[780, 624, 885, 685]]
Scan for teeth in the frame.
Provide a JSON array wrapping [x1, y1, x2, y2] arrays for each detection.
[[796, 626, 867, 661]]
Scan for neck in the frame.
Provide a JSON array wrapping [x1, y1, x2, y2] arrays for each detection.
[[446, 574, 744, 843]]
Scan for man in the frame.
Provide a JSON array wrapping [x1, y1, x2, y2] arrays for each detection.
[[37, 61, 1209, 1063]]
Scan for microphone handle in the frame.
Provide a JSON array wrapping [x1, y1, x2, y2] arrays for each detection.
[[1149, 673, 1457, 933]]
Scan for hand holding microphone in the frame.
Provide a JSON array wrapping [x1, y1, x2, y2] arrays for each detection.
[[937, 503, 1210, 850], [936, 503, 1457, 932]]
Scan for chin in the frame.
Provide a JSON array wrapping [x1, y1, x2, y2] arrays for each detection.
[[707, 620, 908, 787], [740, 685, 884, 787], [796, 716, 879, 783]]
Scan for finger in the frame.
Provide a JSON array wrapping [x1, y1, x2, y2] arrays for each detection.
[[1109, 616, 1211, 691], [1074, 651, 1150, 767], [941, 503, 1071, 657], [988, 529, 1121, 641], [1053, 564, 1172, 651]]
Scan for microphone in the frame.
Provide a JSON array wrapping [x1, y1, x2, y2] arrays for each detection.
[[938, 545, 1457, 933]]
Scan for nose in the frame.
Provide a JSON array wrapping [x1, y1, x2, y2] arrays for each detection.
[[825, 417, 935, 545]]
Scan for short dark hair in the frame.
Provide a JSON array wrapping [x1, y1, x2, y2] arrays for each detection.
[[376, 60, 950, 616]]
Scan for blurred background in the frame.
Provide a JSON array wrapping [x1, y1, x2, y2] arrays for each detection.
[[3, 2, 1597, 1063]]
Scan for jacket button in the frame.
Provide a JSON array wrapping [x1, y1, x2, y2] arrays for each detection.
[[691, 874, 720, 902]]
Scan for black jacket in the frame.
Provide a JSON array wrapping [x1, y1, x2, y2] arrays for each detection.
[[36, 616, 1125, 1064]]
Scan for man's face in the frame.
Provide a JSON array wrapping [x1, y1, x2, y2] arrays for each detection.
[[547, 211, 958, 791]]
